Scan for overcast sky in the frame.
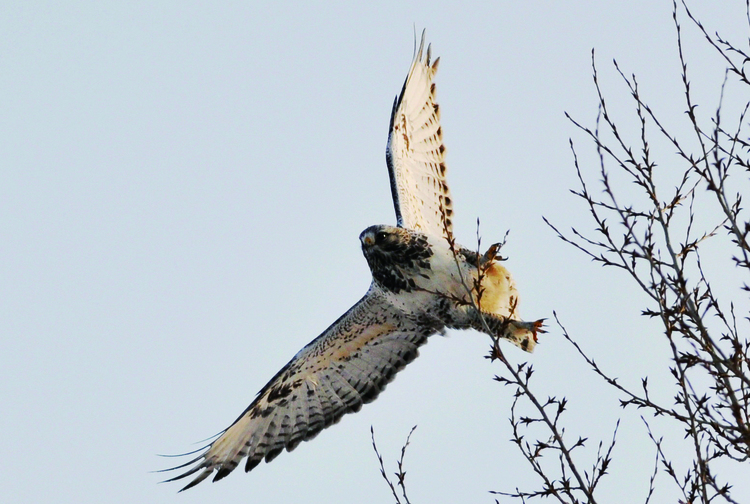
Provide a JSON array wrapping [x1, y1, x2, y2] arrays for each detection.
[[2, 1, 747, 503]]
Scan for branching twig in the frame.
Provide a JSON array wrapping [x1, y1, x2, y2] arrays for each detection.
[[547, 2, 750, 503], [371, 426, 417, 504]]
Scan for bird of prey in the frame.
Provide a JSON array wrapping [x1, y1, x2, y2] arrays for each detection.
[[163, 31, 542, 491]]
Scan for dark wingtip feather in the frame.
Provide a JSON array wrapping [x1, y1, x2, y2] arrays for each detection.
[[265, 445, 284, 463], [212, 466, 233, 482], [177, 468, 213, 492], [160, 460, 211, 493], [245, 455, 263, 473]]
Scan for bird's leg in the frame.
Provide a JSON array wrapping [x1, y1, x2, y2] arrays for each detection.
[[459, 309, 543, 353]]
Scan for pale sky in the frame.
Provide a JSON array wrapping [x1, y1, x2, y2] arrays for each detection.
[[1, 1, 747, 503]]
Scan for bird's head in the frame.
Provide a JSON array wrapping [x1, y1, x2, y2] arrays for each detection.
[[359, 225, 434, 293], [359, 224, 408, 251]]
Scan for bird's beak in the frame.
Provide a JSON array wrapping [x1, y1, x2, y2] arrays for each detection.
[[361, 231, 375, 247]]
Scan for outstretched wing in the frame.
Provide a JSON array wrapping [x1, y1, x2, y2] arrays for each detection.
[[162, 289, 439, 491], [386, 31, 452, 240]]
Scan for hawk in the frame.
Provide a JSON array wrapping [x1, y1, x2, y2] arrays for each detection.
[[163, 31, 542, 491]]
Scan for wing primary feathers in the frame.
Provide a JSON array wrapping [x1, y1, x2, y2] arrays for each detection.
[[178, 468, 214, 492], [417, 29, 426, 63], [387, 29, 426, 230], [162, 290, 439, 489], [158, 453, 208, 476], [385, 29, 451, 237]]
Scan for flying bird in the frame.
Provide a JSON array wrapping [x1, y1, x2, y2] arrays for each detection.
[[163, 31, 543, 491]]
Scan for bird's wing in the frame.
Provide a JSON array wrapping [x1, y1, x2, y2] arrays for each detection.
[[162, 289, 438, 491], [386, 30, 452, 241]]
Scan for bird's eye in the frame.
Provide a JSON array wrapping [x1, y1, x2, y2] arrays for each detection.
[[376, 231, 388, 243]]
